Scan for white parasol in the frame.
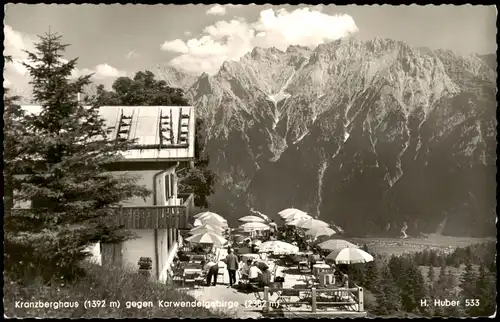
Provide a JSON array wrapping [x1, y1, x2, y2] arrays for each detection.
[[326, 247, 374, 264]]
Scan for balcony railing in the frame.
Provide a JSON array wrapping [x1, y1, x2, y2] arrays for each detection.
[[9, 193, 195, 230], [113, 193, 194, 229]]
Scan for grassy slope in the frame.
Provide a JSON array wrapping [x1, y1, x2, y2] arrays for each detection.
[[4, 262, 230, 318]]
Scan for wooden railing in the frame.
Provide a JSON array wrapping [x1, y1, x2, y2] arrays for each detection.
[[113, 193, 194, 229], [262, 286, 364, 314], [10, 193, 195, 230]]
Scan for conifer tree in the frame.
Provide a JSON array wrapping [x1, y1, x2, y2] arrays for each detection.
[[459, 261, 477, 316], [460, 261, 477, 299], [400, 260, 428, 314], [472, 262, 496, 316], [363, 259, 379, 292], [3, 56, 27, 211], [3, 32, 150, 281], [427, 265, 435, 298], [375, 264, 402, 316]]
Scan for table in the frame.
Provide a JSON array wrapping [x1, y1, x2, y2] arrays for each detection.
[[240, 253, 260, 262], [312, 263, 332, 276]]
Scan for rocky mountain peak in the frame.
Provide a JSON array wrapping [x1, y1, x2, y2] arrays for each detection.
[[185, 37, 496, 237]]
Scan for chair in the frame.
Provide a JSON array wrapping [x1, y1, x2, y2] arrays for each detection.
[[169, 267, 184, 285], [217, 266, 225, 284], [183, 272, 198, 287], [238, 270, 249, 285]]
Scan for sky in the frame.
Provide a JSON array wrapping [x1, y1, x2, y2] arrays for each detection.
[[3, 4, 497, 93]]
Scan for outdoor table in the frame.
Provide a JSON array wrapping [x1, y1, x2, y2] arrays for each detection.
[[312, 263, 332, 276], [241, 253, 260, 262], [184, 262, 202, 275], [190, 254, 206, 263]]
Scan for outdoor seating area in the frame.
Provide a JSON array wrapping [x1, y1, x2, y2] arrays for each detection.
[[168, 208, 371, 316]]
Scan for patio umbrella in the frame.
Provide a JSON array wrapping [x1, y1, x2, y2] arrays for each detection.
[[305, 226, 336, 239], [194, 211, 224, 220], [238, 215, 266, 223], [296, 218, 329, 230], [258, 240, 299, 254], [318, 239, 359, 251], [197, 212, 227, 223], [189, 224, 224, 235], [239, 222, 270, 231], [186, 232, 227, 246], [279, 207, 307, 218], [250, 209, 271, 222], [326, 247, 374, 264], [200, 216, 229, 228], [284, 213, 312, 223], [286, 217, 308, 226]]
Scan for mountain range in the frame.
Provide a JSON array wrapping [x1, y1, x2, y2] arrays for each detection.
[[159, 37, 495, 237], [77, 37, 488, 236]]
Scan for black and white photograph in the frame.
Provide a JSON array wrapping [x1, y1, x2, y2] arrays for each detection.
[[3, 3, 497, 319]]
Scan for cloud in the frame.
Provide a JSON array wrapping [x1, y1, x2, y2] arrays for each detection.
[[126, 50, 140, 59], [206, 4, 227, 16], [161, 39, 189, 53], [160, 7, 358, 74]]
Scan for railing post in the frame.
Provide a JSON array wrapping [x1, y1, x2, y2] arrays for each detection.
[[263, 286, 270, 313], [358, 287, 364, 312], [311, 288, 316, 313]]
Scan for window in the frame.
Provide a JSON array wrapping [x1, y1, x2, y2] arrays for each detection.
[[165, 175, 171, 201], [164, 174, 175, 201]]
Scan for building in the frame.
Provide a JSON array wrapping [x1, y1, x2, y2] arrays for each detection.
[[13, 105, 196, 282]]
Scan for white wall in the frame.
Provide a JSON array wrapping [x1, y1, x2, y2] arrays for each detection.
[[121, 229, 156, 275]]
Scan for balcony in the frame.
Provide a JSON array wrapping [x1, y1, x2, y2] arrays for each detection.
[[9, 193, 195, 230], [113, 193, 194, 229]]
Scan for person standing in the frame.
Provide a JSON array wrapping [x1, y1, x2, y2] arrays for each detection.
[[225, 248, 239, 287], [203, 258, 219, 286]]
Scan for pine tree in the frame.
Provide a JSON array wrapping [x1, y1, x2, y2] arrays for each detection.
[[446, 268, 456, 289], [3, 56, 27, 211], [375, 264, 402, 316], [460, 261, 477, 298], [363, 259, 380, 293], [427, 265, 435, 298], [3, 31, 150, 282], [472, 262, 496, 317], [432, 264, 449, 300], [400, 259, 428, 314], [427, 265, 435, 284], [459, 261, 477, 316]]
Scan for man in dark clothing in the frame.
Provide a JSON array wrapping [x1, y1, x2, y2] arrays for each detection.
[[225, 248, 239, 287]]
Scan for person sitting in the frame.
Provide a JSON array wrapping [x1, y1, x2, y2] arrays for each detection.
[[239, 259, 252, 283], [309, 250, 320, 271], [248, 262, 262, 284]]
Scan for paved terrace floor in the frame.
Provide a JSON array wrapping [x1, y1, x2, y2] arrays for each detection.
[[184, 251, 361, 318]]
